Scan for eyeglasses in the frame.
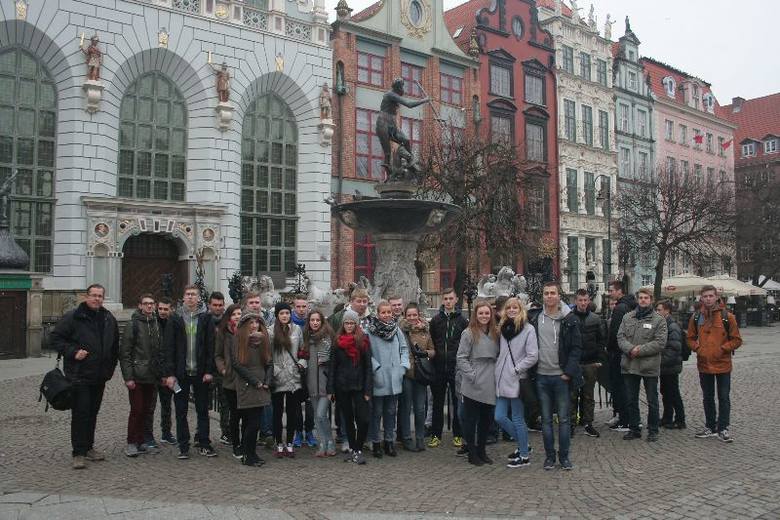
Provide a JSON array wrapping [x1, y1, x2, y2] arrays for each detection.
[[141, 301, 155, 306]]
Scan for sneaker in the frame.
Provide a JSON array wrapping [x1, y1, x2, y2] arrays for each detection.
[[232, 446, 243, 459], [543, 456, 556, 470], [72, 456, 86, 469], [695, 427, 717, 439], [285, 443, 295, 458], [125, 443, 140, 457], [527, 422, 542, 433], [560, 458, 573, 470], [427, 436, 441, 448], [136, 443, 148, 454], [160, 432, 176, 445], [292, 431, 303, 448], [507, 456, 531, 468], [456, 446, 469, 457], [177, 447, 190, 459], [609, 423, 630, 433], [606, 416, 620, 427], [305, 431, 318, 448], [675, 422, 687, 430], [144, 439, 160, 449], [452, 436, 464, 448], [326, 441, 337, 457], [646, 432, 658, 442], [85, 449, 105, 461], [623, 430, 642, 440], [340, 442, 351, 454], [353, 450, 367, 465], [219, 434, 231, 446], [139, 443, 159, 454], [583, 424, 600, 438], [198, 445, 218, 457], [275, 444, 285, 458], [718, 429, 733, 443], [507, 449, 520, 461]]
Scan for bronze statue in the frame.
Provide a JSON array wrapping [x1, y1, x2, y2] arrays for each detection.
[[210, 61, 231, 103], [81, 35, 102, 81], [320, 83, 332, 120], [375, 78, 429, 181]]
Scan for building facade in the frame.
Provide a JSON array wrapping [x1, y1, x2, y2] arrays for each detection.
[[641, 57, 737, 280], [1, 0, 333, 318], [537, 0, 617, 299], [444, 0, 560, 282], [330, 0, 480, 294]]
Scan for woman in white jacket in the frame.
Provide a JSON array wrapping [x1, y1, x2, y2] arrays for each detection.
[[494, 298, 538, 468]]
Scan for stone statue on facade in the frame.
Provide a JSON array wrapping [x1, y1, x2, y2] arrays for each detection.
[[81, 35, 102, 81], [376, 78, 429, 182], [319, 83, 332, 120], [210, 61, 231, 103], [604, 14, 615, 40], [570, 0, 581, 23], [588, 4, 597, 31], [625, 15, 632, 33]]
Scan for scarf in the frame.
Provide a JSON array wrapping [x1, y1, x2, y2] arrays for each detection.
[[366, 315, 399, 341], [636, 305, 653, 320], [228, 322, 237, 335], [501, 319, 523, 341], [338, 334, 367, 367]]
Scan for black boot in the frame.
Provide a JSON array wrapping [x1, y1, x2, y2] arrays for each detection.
[[477, 446, 493, 465], [372, 442, 383, 458], [467, 448, 484, 466], [384, 440, 397, 457]]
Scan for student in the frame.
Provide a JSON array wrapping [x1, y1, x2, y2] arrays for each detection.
[[291, 295, 317, 448], [399, 303, 435, 452], [457, 300, 499, 466], [303, 309, 337, 457], [268, 302, 303, 458], [214, 304, 243, 459], [656, 300, 686, 430], [328, 310, 373, 465]]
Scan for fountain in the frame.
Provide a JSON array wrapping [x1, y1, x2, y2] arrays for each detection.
[[331, 78, 461, 305]]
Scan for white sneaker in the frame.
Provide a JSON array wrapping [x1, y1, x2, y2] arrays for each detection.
[[718, 429, 733, 443], [695, 427, 717, 439], [606, 416, 620, 427], [125, 443, 140, 457]]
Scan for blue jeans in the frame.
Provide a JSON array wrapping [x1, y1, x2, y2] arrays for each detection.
[[314, 396, 333, 447], [259, 405, 273, 437], [399, 378, 427, 443], [699, 372, 731, 431], [370, 394, 399, 443], [495, 396, 529, 457], [536, 374, 571, 460]]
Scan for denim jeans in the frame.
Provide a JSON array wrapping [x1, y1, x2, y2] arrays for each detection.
[[536, 374, 571, 460], [699, 372, 731, 432], [624, 374, 659, 434], [370, 394, 399, 443], [173, 375, 211, 450], [660, 374, 686, 425], [608, 351, 628, 424], [495, 396, 529, 457], [314, 396, 333, 447], [399, 378, 427, 442], [260, 404, 273, 437]]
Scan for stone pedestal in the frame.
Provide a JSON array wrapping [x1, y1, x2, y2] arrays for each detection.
[[370, 233, 421, 306], [215, 101, 235, 131], [83, 79, 104, 113], [319, 119, 335, 146]]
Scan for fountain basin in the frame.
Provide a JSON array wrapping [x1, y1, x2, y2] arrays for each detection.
[[331, 198, 461, 236]]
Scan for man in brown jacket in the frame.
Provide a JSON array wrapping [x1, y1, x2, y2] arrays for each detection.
[[687, 285, 742, 443]]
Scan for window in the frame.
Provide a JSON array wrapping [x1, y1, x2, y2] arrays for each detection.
[[703, 93, 715, 111], [409, 0, 423, 25], [579, 52, 591, 81], [641, 274, 653, 287], [693, 128, 702, 149], [490, 113, 513, 144], [596, 59, 607, 86], [566, 168, 578, 212], [0, 48, 56, 272], [662, 76, 676, 97], [679, 124, 687, 145], [765, 139, 778, 154], [585, 238, 596, 266], [524, 74, 544, 105], [400, 117, 422, 159], [526, 179, 550, 229], [717, 136, 725, 157], [706, 132, 713, 153], [562, 45, 574, 74], [567, 236, 579, 289], [400, 62, 423, 98], [620, 103, 630, 132], [620, 148, 632, 177], [353, 232, 376, 282], [638, 151, 648, 177], [118, 72, 186, 203], [564, 99, 576, 141], [692, 84, 700, 109], [489, 63, 512, 97], [694, 164, 703, 184], [357, 51, 384, 87], [440, 73, 463, 106], [584, 171, 595, 215], [525, 121, 545, 161], [681, 160, 690, 180], [666, 156, 676, 175], [240, 93, 298, 277], [707, 167, 715, 186], [636, 109, 647, 137], [602, 239, 612, 285], [355, 109, 383, 179], [628, 71, 637, 91], [742, 142, 756, 157], [582, 105, 593, 146], [598, 110, 609, 150], [512, 16, 524, 39], [664, 119, 674, 141]]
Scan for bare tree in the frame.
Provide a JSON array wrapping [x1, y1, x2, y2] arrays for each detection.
[[615, 165, 737, 299], [735, 174, 780, 285]]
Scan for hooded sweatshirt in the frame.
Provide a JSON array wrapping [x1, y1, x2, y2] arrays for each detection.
[[536, 302, 571, 376]]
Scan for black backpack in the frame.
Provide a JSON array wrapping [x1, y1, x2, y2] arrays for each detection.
[[38, 355, 73, 412]]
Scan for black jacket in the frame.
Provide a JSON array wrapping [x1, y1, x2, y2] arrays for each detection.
[[429, 307, 469, 376], [608, 294, 637, 353], [528, 306, 584, 388], [163, 307, 216, 379], [327, 336, 373, 395], [572, 308, 607, 365], [50, 303, 119, 384], [120, 310, 164, 384], [660, 316, 683, 375]]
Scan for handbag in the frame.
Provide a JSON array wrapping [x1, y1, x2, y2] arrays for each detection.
[[287, 350, 309, 402], [39, 355, 72, 412], [411, 344, 435, 385]]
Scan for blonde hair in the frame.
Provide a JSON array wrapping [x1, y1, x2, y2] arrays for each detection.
[[467, 299, 498, 341], [376, 299, 392, 312], [498, 297, 527, 330]]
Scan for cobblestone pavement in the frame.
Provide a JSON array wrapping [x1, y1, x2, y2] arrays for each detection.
[[1, 328, 779, 519]]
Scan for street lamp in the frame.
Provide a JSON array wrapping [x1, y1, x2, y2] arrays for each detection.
[[595, 174, 613, 313]]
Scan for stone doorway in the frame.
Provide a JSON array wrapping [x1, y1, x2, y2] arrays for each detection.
[[121, 234, 187, 308]]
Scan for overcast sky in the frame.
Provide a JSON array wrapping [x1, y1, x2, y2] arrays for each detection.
[[324, 0, 778, 103]]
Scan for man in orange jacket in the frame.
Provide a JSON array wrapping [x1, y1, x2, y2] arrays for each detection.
[[687, 285, 742, 443]]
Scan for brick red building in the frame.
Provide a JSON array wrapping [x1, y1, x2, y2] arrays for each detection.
[[330, 0, 481, 294], [445, 0, 560, 279]]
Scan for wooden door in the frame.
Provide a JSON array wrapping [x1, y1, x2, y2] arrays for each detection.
[[0, 291, 27, 358], [121, 234, 186, 307]]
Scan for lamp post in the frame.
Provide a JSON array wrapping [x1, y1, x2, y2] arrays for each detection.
[[462, 272, 477, 318], [595, 174, 613, 313]]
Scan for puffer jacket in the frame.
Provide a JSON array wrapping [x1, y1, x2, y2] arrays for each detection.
[[456, 328, 499, 405], [232, 334, 273, 409], [214, 328, 238, 390], [617, 307, 667, 377], [686, 304, 742, 374], [120, 310, 164, 384], [573, 308, 607, 365], [400, 319, 435, 379], [268, 323, 304, 392], [660, 316, 683, 376], [494, 322, 538, 399], [306, 333, 333, 397]]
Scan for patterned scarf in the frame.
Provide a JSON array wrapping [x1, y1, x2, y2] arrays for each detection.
[[366, 315, 399, 341]]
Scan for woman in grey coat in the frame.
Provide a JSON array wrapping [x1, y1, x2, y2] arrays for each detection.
[[302, 309, 337, 457], [457, 300, 499, 466]]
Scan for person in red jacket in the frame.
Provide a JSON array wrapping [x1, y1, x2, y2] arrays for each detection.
[[687, 285, 742, 443]]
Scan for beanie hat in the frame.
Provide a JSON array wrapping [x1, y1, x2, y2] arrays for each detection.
[[342, 309, 359, 325], [274, 302, 292, 317], [238, 312, 262, 327]]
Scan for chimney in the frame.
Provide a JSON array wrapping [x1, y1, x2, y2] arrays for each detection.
[[732, 96, 745, 113]]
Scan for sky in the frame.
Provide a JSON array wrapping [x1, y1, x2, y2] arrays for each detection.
[[323, 0, 778, 103]]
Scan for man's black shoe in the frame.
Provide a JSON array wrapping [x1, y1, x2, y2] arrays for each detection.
[[467, 451, 484, 466], [623, 430, 642, 440], [372, 442, 383, 458], [646, 432, 658, 442]]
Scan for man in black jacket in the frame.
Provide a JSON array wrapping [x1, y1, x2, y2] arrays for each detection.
[[656, 300, 686, 429], [606, 280, 636, 432], [428, 288, 468, 449], [50, 284, 119, 470], [145, 297, 175, 446], [571, 289, 607, 438], [163, 285, 217, 459]]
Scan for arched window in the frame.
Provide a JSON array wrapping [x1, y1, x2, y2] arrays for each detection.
[[0, 48, 56, 272], [118, 72, 186, 201], [240, 94, 297, 278]]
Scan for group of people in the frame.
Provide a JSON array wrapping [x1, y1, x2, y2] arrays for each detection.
[[49, 279, 741, 470]]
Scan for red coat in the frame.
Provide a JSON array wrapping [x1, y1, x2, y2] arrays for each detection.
[[686, 305, 742, 374]]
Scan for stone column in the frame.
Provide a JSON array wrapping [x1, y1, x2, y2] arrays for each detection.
[[371, 234, 421, 306]]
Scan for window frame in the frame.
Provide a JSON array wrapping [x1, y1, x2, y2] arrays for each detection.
[[562, 45, 574, 74], [598, 110, 609, 150], [742, 142, 756, 157], [524, 73, 545, 106], [353, 231, 376, 282], [355, 108, 384, 179], [440, 72, 463, 106], [765, 139, 778, 154], [564, 99, 576, 141], [596, 59, 608, 86], [489, 62, 513, 98], [584, 171, 595, 215], [566, 168, 578, 213], [579, 52, 591, 81], [582, 104, 593, 146], [525, 118, 546, 162], [357, 51, 385, 88], [620, 103, 630, 133], [400, 62, 423, 98], [664, 119, 674, 141], [490, 111, 514, 145]]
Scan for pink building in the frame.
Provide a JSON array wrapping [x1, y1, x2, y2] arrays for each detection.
[[641, 57, 737, 277]]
